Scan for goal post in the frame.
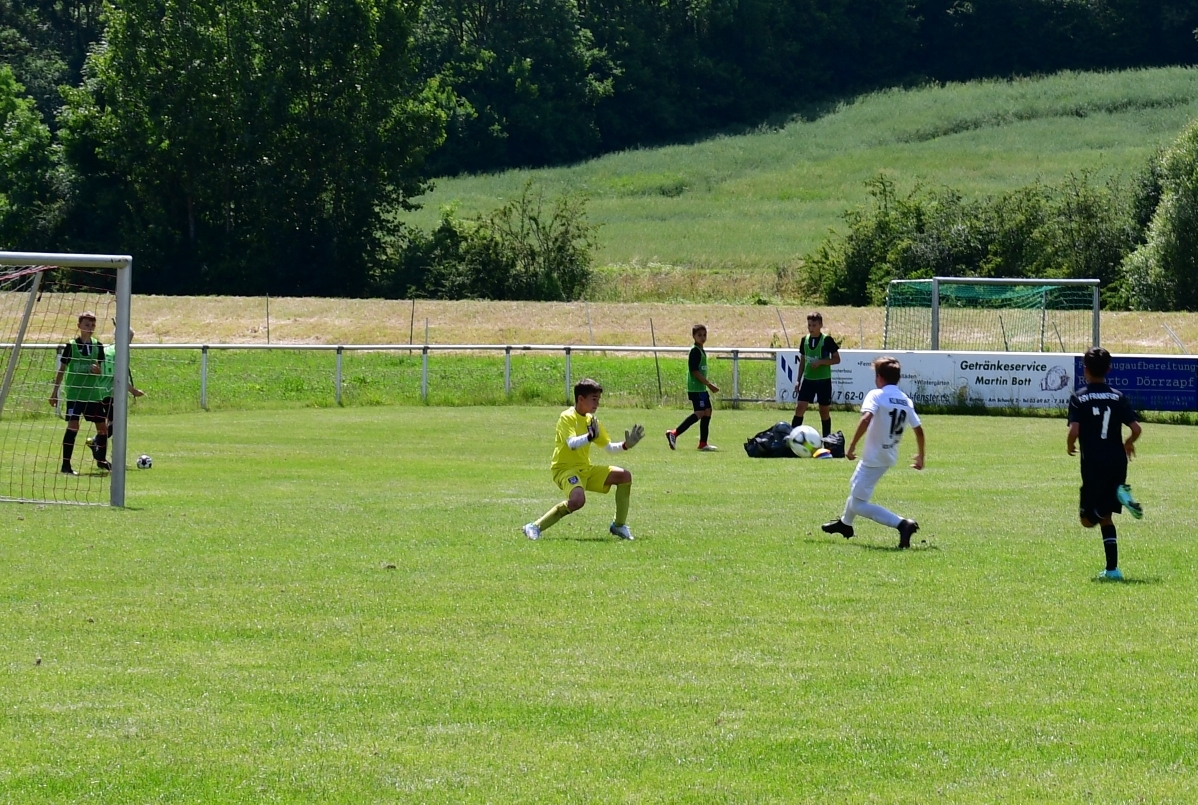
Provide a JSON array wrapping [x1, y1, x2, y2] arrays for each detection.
[[0, 252, 133, 506], [884, 277, 1100, 353]]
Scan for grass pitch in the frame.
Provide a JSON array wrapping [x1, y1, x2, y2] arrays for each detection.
[[3, 406, 1196, 802]]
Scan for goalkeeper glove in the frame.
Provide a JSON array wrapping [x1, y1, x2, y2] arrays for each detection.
[[623, 424, 645, 450], [586, 417, 599, 442]]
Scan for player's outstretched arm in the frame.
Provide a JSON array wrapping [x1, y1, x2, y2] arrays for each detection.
[[845, 412, 872, 461], [606, 424, 645, 453], [911, 425, 925, 470], [623, 424, 645, 450]]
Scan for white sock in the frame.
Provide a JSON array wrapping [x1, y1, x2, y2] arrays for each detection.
[[841, 495, 856, 526]]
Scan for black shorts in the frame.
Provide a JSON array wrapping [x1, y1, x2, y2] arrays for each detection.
[[1079, 463, 1128, 522], [688, 391, 712, 412], [797, 377, 833, 405], [65, 400, 107, 424]]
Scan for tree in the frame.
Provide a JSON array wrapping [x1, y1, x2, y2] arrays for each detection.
[[415, 0, 614, 174], [1121, 121, 1198, 311], [58, 0, 446, 295], [0, 64, 59, 248]]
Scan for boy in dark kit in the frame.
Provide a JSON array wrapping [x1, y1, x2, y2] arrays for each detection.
[[792, 312, 841, 437], [666, 324, 720, 451], [1067, 347, 1143, 581]]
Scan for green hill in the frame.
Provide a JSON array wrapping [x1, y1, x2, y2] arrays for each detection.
[[402, 68, 1198, 290]]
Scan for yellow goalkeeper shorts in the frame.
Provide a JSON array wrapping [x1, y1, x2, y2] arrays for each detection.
[[554, 465, 615, 495]]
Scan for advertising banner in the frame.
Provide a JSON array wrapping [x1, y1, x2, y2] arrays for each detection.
[[777, 350, 1076, 409], [778, 350, 1198, 411], [1075, 356, 1198, 412]]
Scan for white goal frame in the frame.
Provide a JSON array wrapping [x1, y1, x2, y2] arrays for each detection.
[[885, 277, 1101, 351], [0, 251, 133, 506]]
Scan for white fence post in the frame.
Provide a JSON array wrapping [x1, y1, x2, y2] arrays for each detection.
[[421, 345, 429, 402], [200, 346, 209, 410], [335, 346, 343, 405], [504, 346, 511, 396], [731, 349, 740, 408], [564, 346, 572, 405]]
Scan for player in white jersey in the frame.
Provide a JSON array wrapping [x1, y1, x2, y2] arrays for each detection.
[[821, 356, 926, 548]]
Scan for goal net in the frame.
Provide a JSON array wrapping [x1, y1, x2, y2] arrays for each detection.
[[0, 253, 132, 505], [883, 278, 1100, 352]]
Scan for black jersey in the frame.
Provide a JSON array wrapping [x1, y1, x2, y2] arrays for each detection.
[[1068, 382, 1138, 468]]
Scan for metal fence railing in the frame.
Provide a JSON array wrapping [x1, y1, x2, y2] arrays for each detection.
[[6, 343, 785, 412]]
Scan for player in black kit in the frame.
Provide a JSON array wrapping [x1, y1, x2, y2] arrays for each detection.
[[1067, 347, 1143, 581]]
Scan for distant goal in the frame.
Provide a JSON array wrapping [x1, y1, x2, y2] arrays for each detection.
[[0, 252, 133, 505], [883, 277, 1100, 352]]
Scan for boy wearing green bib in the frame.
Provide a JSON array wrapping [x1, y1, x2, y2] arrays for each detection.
[[791, 312, 840, 438], [87, 329, 145, 466], [49, 312, 107, 475], [666, 324, 720, 451]]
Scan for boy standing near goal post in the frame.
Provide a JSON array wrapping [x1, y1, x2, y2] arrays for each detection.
[[1067, 347, 1143, 581], [49, 311, 108, 475], [88, 328, 145, 467], [523, 378, 645, 541], [821, 356, 924, 549]]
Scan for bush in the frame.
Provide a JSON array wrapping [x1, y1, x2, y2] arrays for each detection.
[[802, 171, 1140, 307], [387, 182, 597, 301], [1040, 172, 1139, 304], [1121, 123, 1198, 311]]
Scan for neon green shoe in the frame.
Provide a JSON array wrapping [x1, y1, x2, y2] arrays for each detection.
[[1117, 485, 1143, 519], [1097, 568, 1124, 581]]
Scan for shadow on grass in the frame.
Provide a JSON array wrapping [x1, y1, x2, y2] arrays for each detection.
[[843, 540, 943, 553], [803, 534, 942, 552], [546, 535, 626, 543], [1091, 576, 1159, 586]]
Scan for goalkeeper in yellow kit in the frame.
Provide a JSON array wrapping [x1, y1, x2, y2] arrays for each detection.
[[523, 378, 646, 541]]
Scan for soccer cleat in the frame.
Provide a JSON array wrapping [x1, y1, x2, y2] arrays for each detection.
[[697, 443, 719, 452], [821, 519, 854, 539], [96, 460, 112, 472], [609, 522, 634, 540], [1097, 568, 1124, 581], [897, 518, 919, 549], [665, 430, 677, 450], [60, 463, 78, 476], [522, 523, 541, 540], [1117, 484, 1143, 519]]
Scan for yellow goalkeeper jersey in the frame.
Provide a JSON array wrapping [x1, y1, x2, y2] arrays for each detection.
[[551, 407, 613, 476]]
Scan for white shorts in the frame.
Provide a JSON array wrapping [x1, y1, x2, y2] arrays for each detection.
[[849, 462, 890, 503]]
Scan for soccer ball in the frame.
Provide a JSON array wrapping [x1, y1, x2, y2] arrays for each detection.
[[136, 454, 153, 469], [786, 425, 824, 457]]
